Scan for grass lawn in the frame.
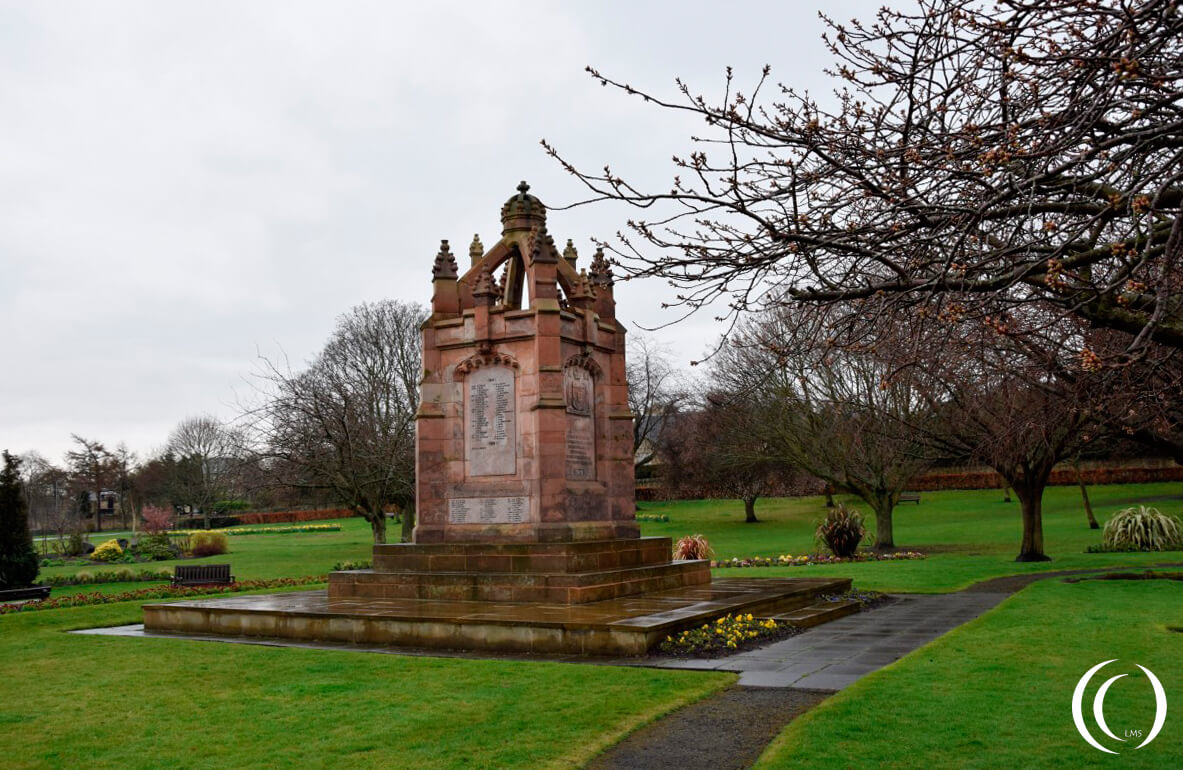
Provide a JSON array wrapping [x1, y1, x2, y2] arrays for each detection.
[[757, 577, 1183, 768], [0, 599, 732, 769], [639, 482, 1183, 592], [36, 518, 376, 584]]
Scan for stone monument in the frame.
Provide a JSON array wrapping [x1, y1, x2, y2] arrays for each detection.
[[328, 182, 709, 603], [142, 183, 851, 656]]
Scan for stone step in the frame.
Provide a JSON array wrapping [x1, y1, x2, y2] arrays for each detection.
[[371, 537, 674, 574], [728, 578, 852, 619], [767, 599, 861, 629], [143, 577, 856, 657], [329, 560, 712, 604]]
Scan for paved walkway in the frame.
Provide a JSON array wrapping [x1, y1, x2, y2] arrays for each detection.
[[642, 592, 1009, 689]]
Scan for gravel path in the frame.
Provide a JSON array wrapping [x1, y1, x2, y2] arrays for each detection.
[[585, 686, 829, 770]]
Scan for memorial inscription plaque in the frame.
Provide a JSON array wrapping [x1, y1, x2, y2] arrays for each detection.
[[564, 366, 596, 480], [466, 365, 516, 476], [448, 496, 528, 524]]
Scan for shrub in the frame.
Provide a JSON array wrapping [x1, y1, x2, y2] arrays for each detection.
[[91, 539, 124, 562], [0, 452, 39, 590], [673, 534, 713, 560], [52, 531, 91, 557], [815, 504, 867, 558], [1102, 506, 1183, 552], [189, 531, 229, 557], [140, 505, 175, 536], [133, 535, 180, 561]]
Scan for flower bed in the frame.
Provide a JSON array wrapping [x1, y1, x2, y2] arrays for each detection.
[[169, 524, 341, 537], [657, 612, 800, 657], [710, 550, 926, 569], [44, 568, 174, 587], [634, 514, 670, 523], [0, 575, 328, 615]]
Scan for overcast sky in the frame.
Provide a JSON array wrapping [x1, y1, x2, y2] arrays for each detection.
[[1, 0, 878, 463]]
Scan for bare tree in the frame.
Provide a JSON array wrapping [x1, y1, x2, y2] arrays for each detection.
[[626, 334, 687, 476], [65, 435, 113, 533], [710, 306, 937, 548], [247, 300, 425, 544], [910, 317, 1100, 561], [110, 443, 138, 530], [659, 397, 800, 523], [166, 416, 241, 528], [546, 0, 1183, 357]]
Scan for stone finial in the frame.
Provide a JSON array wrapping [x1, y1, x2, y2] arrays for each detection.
[[571, 268, 596, 305], [562, 239, 578, 267], [432, 240, 458, 280], [472, 265, 496, 299], [588, 246, 614, 287], [528, 224, 558, 265], [500, 180, 546, 232], [469, 234, 484, 267]]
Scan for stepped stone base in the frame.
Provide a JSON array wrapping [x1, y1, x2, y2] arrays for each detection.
[[142, 576, 852, 656], [329, 537, 708, 605]]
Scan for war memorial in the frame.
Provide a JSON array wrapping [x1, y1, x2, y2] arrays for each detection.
[[142, 183, 849, 655]]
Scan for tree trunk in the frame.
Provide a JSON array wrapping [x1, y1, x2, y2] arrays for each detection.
[[369, 511, 387, 544], [823, 484, 835, 508], [872, 498, 895, 550], [743, 496, 759, 523], [1012, 481, 1051, 562], [401, 502, 416, 543], [1074, 461, 1098, 529]]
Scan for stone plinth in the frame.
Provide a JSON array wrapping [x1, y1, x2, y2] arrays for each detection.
[[143, 577, 852, 656], [328, 537, 710, 604]]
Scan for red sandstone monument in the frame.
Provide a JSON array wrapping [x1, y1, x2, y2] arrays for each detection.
[[328, 181, 709, 604], [142, 183, 848, 655]]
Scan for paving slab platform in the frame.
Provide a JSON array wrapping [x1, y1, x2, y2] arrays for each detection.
[[142, 576, 850, 656]]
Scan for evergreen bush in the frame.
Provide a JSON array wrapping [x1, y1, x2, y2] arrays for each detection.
[[0, 452, 39, 590]]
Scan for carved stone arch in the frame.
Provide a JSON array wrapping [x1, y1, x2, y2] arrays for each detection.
[[453, 349, 520, 379], [562, 352, 602, 379]]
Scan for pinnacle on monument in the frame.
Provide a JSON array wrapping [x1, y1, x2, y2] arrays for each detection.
[[528, 223, 558, 264], [469, 234, 484, 267], [562, 239, 578, 267], [588, 246, 614, 287], [571, 268, 596, 305], [500, 180, 546, 232], [432, 239, 459, 280], [496, 266, 508, 300], [472, 265, 496, 299]]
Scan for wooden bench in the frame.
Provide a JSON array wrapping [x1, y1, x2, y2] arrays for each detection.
[[172, 564, 234, 586], [898, 492, 921, 504]]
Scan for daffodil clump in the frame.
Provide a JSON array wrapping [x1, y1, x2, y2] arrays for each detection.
[[658, 613, 791, 656], [711, 551, 926, 568]]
